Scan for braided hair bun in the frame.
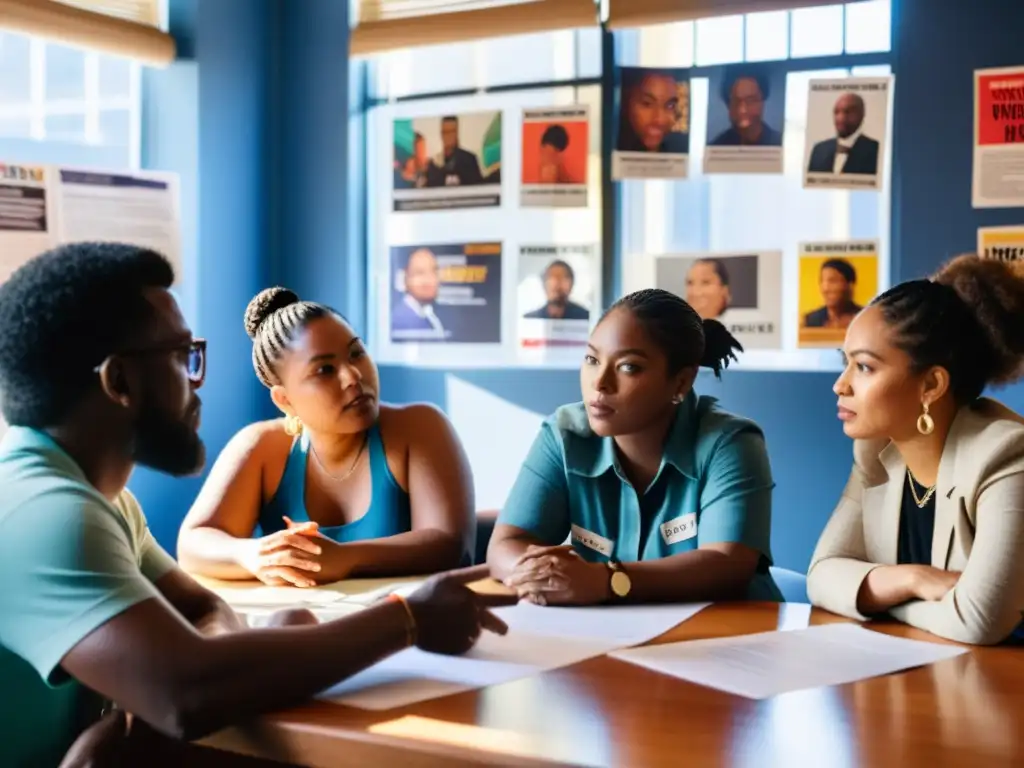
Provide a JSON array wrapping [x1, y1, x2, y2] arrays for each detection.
[[244, 287, 300, 340]]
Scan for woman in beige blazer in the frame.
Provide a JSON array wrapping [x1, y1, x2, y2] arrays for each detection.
[[807, 255, 1024, 645]]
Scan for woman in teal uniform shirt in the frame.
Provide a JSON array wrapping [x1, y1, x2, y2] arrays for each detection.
[[178, 287, 475, 586], [488, 289, 781, 605]]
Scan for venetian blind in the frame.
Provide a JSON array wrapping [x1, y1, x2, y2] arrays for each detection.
[[0, 0, 174, 65], [351, 0, 599, 56]]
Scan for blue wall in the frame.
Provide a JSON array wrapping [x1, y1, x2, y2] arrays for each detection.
[[138, 0, 1024, 570]]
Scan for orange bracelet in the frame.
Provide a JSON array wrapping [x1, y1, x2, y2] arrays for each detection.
[[387, 593, 417, 647]]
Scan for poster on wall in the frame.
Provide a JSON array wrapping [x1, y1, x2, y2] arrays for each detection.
[[390, 242, 503, 344], [392, 111, 502, 212], [803, 76, 892, 191], [977, 225, 1024, 261], [972, 66, 1024, 208], [704, 65, 786, 175], [0, 162, 180, 288], [653, 251, 782, 350], [797, 241, 879, 348], [520, 106, 589, 208], [0, 163, 50, 286], [517, 244, 599, 351], [612, 67, 690, 180]]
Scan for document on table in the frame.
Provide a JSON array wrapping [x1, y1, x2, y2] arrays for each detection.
[[320, 601, 710, 710], [210, 585, 347, 609], [608, 623, 969, 699]]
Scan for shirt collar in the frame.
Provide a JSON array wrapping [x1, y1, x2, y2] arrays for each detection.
[[0, 425, 88, 481], [403, 293, 436, 318], [565, 393, 702, 481]]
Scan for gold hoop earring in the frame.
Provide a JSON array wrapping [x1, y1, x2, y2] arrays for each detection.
[[284, 414, 304, 436], [916, 403, 934, 436]]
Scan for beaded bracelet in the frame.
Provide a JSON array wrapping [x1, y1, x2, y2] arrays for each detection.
[[387, 593, 417, 647]]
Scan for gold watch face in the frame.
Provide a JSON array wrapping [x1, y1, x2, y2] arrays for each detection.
[[610, 570, 631, 597]]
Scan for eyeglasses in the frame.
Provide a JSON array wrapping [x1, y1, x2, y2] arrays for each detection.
[[114, 338, 207, 385]]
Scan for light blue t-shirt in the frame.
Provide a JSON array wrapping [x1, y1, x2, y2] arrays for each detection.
[[498, 394, 782, 601], [0, 427, 177, 767]]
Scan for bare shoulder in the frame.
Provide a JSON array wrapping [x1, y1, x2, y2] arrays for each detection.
[[378, 402, 457, 447], [221, 418, 293, 463]]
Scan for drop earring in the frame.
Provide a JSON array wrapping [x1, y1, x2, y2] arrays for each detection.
[[671, 394, 683, 405], [284, 414, 304, 436], [916, 402, 934, 436]]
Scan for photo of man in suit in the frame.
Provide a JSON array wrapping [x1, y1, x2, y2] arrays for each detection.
[[425, 116, 485, 188], [523, 260, 589, 320], [391, 248, 447, 339], [807, 92, 879, 175]]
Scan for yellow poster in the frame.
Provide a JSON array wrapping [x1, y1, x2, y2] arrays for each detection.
[[977, 225, 1024, 261], [797, 240, 879, 348]]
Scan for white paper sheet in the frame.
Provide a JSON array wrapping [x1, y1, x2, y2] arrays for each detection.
[[319, 601, 710, 710], [609, 623, 969, 699], [210, 585, 347, 609]]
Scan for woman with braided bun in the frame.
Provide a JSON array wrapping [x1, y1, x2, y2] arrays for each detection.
[[488, 288, 782, 605], [808, 255, 1024, 645], [178, 287, 475, 586]]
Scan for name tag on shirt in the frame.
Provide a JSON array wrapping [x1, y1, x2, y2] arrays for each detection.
[[660, 513, 697, 546], [571, 524, 614, 557]]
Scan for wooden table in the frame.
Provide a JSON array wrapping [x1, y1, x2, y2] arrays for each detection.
[[197, 597, 1024, 767]]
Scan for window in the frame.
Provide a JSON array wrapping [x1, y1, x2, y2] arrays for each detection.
[[0, 30, 141, 167], [371, 28, 602, 100]]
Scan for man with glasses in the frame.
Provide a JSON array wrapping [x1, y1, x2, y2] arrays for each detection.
[[0, 242, 509, 766]]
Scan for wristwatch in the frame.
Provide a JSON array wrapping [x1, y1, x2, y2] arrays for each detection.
[[606, 559, 632, 599]]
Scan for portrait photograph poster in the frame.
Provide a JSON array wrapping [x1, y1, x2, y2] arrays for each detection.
[[803, 76, 893, 191], [704, 65, 786, 175], [517, 244, 599, 356], [977, 224, 1024, 261], [653, 251, 783, 350], [392, 111, 502, 212], [612, 66, 691, 180], [972, 65, 1024, 209], [797, 241, 879, 348], [520, 105, 590, 208], [389, 242, 503, 345]]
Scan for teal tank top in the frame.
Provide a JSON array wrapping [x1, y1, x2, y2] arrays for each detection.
[[257, 424, 411, 541]]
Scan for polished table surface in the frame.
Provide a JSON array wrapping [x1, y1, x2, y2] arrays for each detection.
[[198, 585, 1024, 767]]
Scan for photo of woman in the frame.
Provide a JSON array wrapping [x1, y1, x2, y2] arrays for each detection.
[[613, 67, 690, 180]]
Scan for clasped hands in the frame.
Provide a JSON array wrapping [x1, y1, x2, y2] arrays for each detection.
[[240, 517, 358, 587], [503, 544, 611, 606]]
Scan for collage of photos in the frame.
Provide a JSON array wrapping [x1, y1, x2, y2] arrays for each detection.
[[377, 70, 897, 367], [652, 251, 783, 350]]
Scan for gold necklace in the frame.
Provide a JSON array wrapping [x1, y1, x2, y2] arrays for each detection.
[[310, 433, 368, 482], [906, 468, 936, 508]]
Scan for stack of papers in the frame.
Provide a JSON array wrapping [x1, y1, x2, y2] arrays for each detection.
[[320, 602, 711, 710], [608, 623, 969, 699]]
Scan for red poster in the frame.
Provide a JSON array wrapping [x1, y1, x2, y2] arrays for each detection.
[[977, 71, 1024, 146]]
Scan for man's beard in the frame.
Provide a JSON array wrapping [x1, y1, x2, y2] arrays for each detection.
[[131, 401, 205, 477]]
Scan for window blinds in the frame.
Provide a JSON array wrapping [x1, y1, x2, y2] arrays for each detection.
[[0, 0, 174, 65], [607, 0, 868, 30], [351, 0, 599, 56]]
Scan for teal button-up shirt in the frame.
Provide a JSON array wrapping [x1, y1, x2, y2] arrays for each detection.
[[499, 393, 782, 601]]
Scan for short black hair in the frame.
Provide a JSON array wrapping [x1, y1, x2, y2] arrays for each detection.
[[719, 65, 771, 104], [545, 259, 575, 283], [0, 241, 174, 427], [244, 287, 342, 388], [821, 258, 856, 283], [541, 124, 569, 152], [604, 288, 742, 379], [442, 115, 458, 124], [872, 255, 1024, 403], [694, 257, 730, 287]]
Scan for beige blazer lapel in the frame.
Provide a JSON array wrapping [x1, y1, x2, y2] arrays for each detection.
[[867, 443, 905, 565], [931, 446, 958, 570]]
